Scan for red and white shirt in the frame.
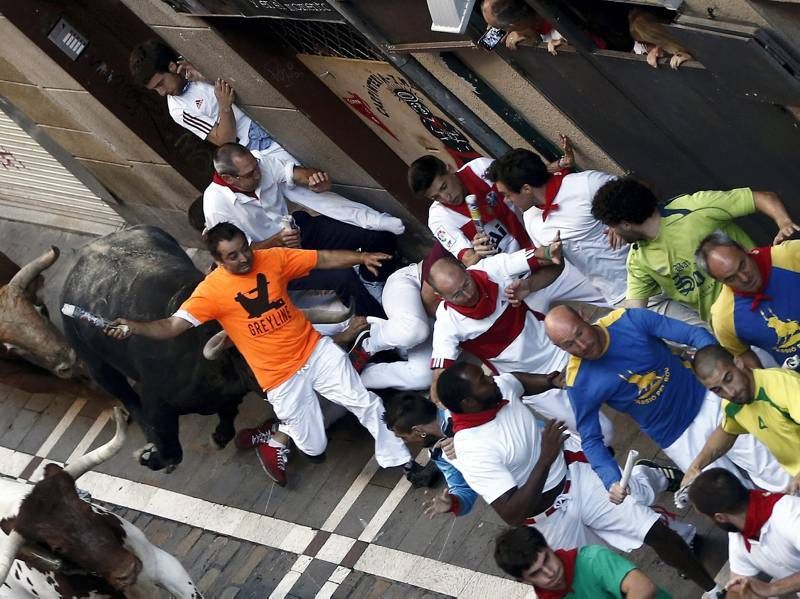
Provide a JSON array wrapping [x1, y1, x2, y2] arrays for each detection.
[[523, 170, 628, 305], [729, 493, 800, 582], [450, 374, 567, 504], [430, 249, 567, 375], [428, 157, 532, 260], [167, 81, 252, 144]]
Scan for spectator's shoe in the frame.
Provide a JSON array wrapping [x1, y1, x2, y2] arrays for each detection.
[[256, 443, 290, 487], [636, 458, 684, 492], [235, 418, 278, 450], [404, 460, 442, 488], [349, 330, 371, 373], [701, 584, 726, 598]]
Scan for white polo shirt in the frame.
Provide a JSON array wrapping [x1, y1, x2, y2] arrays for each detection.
[[428, 158, 522, 259], [729, 495, 800, 583], [523, 170, 628, 305], [167, 81, 251, 144], [451, 374, 567, 504], [430, 249, 567, 375], [203, 151, 296, 241]]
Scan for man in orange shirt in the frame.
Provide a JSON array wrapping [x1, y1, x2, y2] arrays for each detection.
[[106, 222, 411, 485]]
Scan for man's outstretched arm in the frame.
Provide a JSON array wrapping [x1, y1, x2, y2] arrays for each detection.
[[106, 315, 193, 341]]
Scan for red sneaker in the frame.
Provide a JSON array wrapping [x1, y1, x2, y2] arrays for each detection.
[[234, 418, 277, 450], [256, 443, 290, 487]]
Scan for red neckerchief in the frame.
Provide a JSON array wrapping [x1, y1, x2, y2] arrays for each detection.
[[212, 172, 258, 199], [534, 548, 578, 599], [741, 489, 784, 551], [444, 270, 498, 320], [451, 400, 508, 433], [732, 247, 773, 311], [448, 166, 533, 249], [540, 169, 569, 222]]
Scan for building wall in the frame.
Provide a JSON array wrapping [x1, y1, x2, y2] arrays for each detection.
[[0, 13, 201, 246]]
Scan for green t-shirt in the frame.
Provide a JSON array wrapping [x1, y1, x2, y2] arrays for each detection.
[[626, 188, 755, 322], [569, 545, 672, 599]]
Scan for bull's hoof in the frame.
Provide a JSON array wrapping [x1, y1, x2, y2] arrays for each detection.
[[210, 431, 227, 450], [134, 443, 181, 472], [211, 427, 235, 449]]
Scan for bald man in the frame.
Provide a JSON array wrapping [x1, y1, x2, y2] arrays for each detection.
[[545, 306, 790, 503], [427, 248, 611, 439]]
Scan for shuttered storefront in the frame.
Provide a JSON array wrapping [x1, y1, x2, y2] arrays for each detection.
[[0, 105, 124, 236]]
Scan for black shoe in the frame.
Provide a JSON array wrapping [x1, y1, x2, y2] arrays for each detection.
[[404, 460, 442, 488], [635, 458, 684, 492]]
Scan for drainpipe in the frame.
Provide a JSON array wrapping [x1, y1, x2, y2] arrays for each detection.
[[327, 0, 512, 158]]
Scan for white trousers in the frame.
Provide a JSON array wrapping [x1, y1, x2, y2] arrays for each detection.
[[525, 259, 610, 313], [530, 459, 660, 552], [361, 264, 433, 391], [266, 336, 411, 468], [664, 390, 791, 492]]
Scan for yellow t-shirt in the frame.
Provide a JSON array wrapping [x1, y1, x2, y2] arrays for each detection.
[[722, 368, 800, 475], [179, 248, 321, 391]]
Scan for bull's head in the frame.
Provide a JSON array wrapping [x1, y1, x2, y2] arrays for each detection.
[[0, 247, 79, 378], [0, 408, 142, 591]]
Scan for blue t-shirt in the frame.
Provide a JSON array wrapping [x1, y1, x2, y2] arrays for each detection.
[[566, 309, 716, 488]]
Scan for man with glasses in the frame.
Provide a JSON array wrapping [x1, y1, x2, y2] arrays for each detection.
[[425, 247, 612, 440], [204, 143, 405, 317]]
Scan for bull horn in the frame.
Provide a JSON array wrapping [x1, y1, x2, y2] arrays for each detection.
[[8, 247, 60, 291], [203, 330, 232, 361], [64, 407, 128, 481], [0, 530, 24, 587], [293, 291, 355, 325]]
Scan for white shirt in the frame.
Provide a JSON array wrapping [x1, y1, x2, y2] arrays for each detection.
[[204, 150, 296, 241], [729, 495, 800, 584], [428, 157, 521, 259], [203, 151, 405, 240], [167, 81, 251, 144], [430, 249, 567, 375], [452, 374, 567, 504], [523, 170, 628, 305]]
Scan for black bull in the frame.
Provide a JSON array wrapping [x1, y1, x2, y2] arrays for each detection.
[[60, 226, 253, 471]]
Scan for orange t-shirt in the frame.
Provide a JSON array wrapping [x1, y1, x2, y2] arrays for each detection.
[[178, 248, 321, 390]]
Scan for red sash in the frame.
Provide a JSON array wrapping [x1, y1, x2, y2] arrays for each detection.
[[212, 172, 258, 199], [540, 169, 569, 222], [732, 246, 773, 311], [446, 166, 532, 249], [451, 400, 509, 432], [741, 489, 784, 551]]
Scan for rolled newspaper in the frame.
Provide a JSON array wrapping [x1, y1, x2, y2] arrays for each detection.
[[61, 303, 130, 336], [619, 449, 640, 491]]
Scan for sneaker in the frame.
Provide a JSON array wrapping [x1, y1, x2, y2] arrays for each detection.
[[636, 458, 684, 492], [349, 329, 371, 373], [256, 443, 290, 487], [404, 460, 442, 488], [234, 418, 277, 450]]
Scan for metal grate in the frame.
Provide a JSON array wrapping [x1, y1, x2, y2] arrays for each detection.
[[262, 19, 383, 60]]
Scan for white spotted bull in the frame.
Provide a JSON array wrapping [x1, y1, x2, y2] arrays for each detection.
[[0, 407, 203, 598]]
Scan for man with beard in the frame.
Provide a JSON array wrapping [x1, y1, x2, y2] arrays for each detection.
[[681, 345, 800, 494], [591, 177, 798, 323], [434, 362, 716, 593], [105, 222, 412, 486], [689, 468, 800, 598]]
